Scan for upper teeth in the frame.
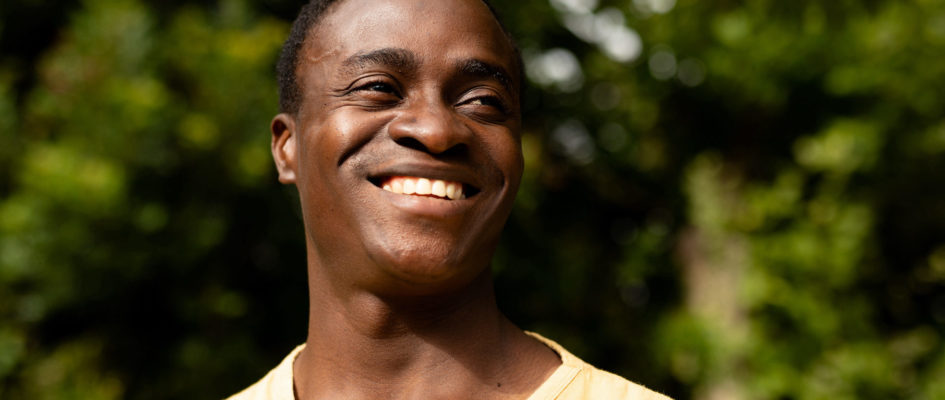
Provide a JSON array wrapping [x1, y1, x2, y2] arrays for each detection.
[[381, 176, 465, 200]]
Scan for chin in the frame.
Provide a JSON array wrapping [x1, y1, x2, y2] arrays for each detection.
[[369, 240, 493, 294]]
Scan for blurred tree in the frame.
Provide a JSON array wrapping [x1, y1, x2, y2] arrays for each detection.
[[1, 0, 304, 398], [0, 0, 944, 399]]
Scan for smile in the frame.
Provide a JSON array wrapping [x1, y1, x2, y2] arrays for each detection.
[[378, 176, 470, 200]]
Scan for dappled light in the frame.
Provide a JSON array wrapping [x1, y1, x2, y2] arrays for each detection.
[[1, 0, 944, 399]]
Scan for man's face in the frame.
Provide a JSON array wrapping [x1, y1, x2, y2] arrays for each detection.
[[272, 0, 523, 295]]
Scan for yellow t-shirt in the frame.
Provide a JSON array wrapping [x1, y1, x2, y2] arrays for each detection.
[[226, 332, 671, 400]]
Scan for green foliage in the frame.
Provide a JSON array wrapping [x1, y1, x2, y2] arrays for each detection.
[[1, 0, 944, 399]]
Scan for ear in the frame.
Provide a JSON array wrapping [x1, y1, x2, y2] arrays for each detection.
[[271, 113, 298, 184]]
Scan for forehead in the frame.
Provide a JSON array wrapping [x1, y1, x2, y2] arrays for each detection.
[[304, 0, 517, 77]]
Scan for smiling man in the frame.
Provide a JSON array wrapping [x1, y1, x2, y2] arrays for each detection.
[[227, 0, 669, 399]]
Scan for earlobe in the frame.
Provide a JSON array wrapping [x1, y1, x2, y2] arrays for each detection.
[[271, 113, 298, 184]]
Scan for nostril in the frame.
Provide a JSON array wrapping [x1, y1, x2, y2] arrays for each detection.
[[394, 136, 468, 158], [388, 108, 471, 155], [438, 143, 468, 158], [394, 137, 428, 152]]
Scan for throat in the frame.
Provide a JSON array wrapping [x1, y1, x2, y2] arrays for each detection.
[[295, 282, 520, 399]]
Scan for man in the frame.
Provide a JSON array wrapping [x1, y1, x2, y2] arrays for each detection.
[[228, 0, 670, 398]]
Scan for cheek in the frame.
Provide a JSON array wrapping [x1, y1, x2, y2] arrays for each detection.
[[316, 110, 393, 154], [299, 111, 393, 177], [491, 134, 524, 186]]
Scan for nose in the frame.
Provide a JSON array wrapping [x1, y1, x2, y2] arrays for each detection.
[[388, 97, 470, 155]]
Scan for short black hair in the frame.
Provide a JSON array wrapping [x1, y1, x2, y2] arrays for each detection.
[[276, 0, 522, 114]]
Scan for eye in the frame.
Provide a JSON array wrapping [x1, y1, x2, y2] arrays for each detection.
[[465, 96, 505, 109], [457, 93, 511, 124], [344, 78, 402, 107], [356, 81, 398, 94], [458, 91, 509, 115]]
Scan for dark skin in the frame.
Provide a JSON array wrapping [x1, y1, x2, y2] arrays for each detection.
[[269, 0, 561, 399]]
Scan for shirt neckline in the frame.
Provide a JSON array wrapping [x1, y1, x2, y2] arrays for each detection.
[[280, 332, 584, 400]]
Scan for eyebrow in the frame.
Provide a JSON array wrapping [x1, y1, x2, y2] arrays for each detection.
[[340, 48, 419, 76], [455, 59, 514, 95]]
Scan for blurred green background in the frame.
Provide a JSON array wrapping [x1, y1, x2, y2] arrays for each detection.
[[2, 0, 945, 398]]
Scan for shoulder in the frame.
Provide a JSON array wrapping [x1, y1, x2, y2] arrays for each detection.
[[525, 332, 672, 400], [225, 345, 304, 400], [564, 365, 672, 400]]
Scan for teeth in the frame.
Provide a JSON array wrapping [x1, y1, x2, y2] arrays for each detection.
[[445, 183, 456, 199], [416, 178, 431, 195], [446, 183, 463, 200], [432, 180, 446, 197], [380, 176, 467, 200]]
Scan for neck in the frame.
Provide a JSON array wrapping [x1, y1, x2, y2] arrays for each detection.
[[292, 261, 558, 400]]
